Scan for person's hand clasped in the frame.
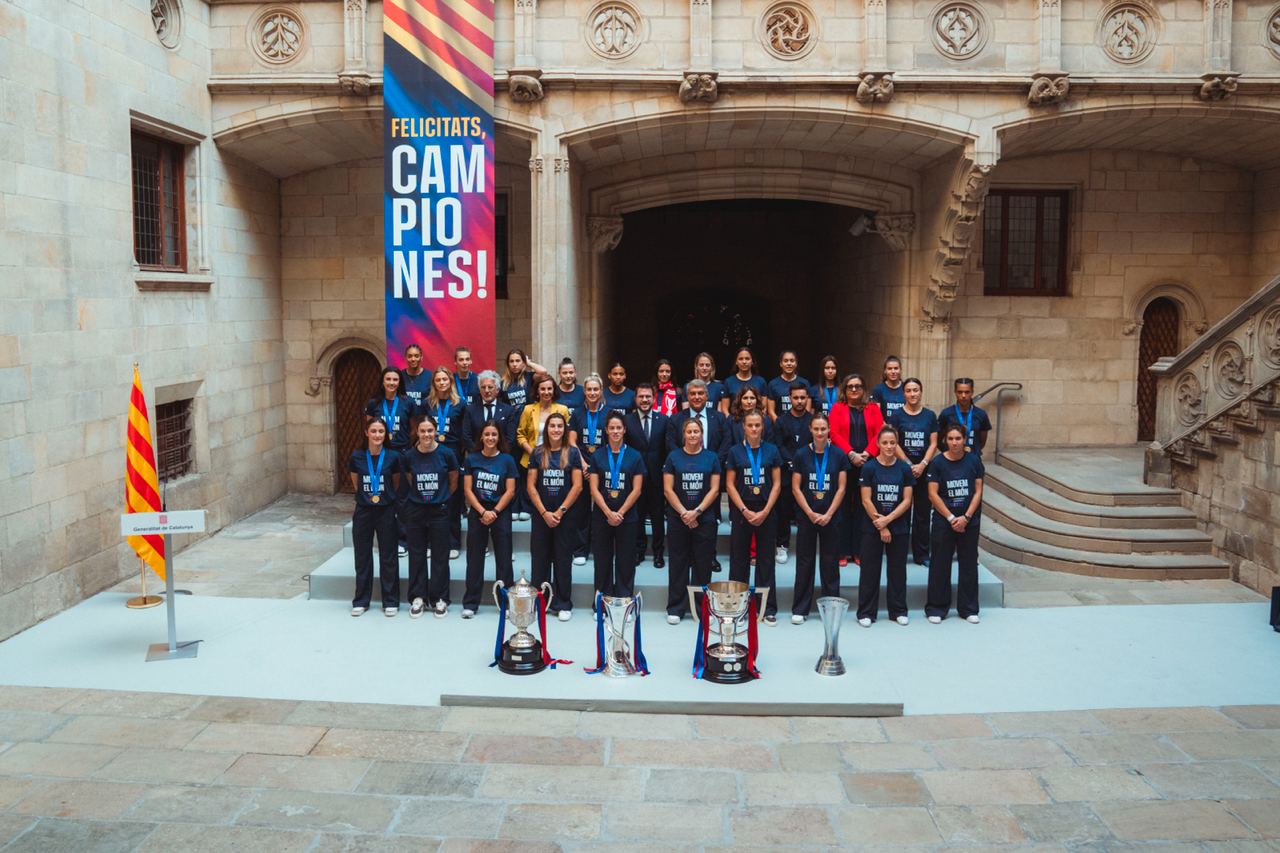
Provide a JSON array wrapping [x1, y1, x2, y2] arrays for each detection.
[[481, 509, 497, 525], [951, 515, 968, 533]]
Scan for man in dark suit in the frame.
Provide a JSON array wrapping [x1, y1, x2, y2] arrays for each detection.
[[625, 383, 670, 568], [462, 371, 524, 519], [665, 379, 732, 461]]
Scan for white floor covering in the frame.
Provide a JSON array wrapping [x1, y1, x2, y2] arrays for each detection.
[[0, 591, 1277, 716]]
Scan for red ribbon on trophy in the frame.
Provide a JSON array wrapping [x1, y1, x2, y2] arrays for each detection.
[[535, 590, 571, 669], [745, 591, 761, 678]]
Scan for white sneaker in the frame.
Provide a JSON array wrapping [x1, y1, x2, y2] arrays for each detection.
[[449, 549, 460, 560], [410, 598, 425, 618], [775, 547, 788, 564], [965, 614, 980, 624], [461, 608, 475, 619], [383, 606, 397, 617], [350, 606, 366, 617], [434, 601, 447, 618], [397, 545, 407, 558], [558, 610, 571, 622], [518, 512, 531, 522], [791, 614, 805, 625], [895, 615, 909, 626], [858, 617, 873, 628], [666, 614, 681, 625], [927, 615, 942, 624], [573, 556, 587, 566]]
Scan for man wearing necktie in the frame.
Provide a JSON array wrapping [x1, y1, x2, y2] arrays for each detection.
[[463, 372, 521, 517], [625, 383, 671, 568]]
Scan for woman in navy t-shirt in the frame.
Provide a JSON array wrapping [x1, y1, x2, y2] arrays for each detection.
[[723, 347, 770, 415], [348, 418, 402, 617], [888, 377, 939, 567], [790, 413, 850, 622], [858, 425, 915, 627], [603, 362, 637, 416], [729, 386, 776, 446], [726, 411, 782, 624], [461, 422, 518, 616], [420, 366, 467, 554], [401, 419, 459, 618], [364, 367, 414, 453], [499, 348, 546, 411], [690, 352, 728, 413], [810, 355, 841, 416], [589, 413, 646, 598], [925, 424, 985, 624], [662, 418, 722, 623], [869, 355, 907, 422], [570, 374, 608, 565], [526, 412, 582, 619]]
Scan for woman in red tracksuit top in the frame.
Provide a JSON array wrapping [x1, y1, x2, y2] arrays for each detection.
[[828, 373, 883, 566]]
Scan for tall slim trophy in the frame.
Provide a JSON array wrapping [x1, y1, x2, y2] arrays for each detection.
[[585, 592, 648, 677], [492, 574, 565, 674], [815, 596, 849, 676], [689, 580, 768, 684]]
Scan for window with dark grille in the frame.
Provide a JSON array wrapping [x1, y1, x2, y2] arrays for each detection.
[[495, 192, 509, 300], [131, 132, 186, 270], [982, 189, 1069, 296], [155, 398, 194, 482]]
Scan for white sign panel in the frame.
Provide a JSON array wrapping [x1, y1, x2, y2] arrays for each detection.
[[120, 510, 207, 537]]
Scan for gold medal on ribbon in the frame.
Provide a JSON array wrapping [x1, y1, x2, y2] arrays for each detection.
[[752, 486, 761, 495], [609, 489, 619, 499], [813, 491, 825, 500], [371, 495, 380, 504]]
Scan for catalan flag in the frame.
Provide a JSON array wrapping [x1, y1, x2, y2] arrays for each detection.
[[125, 366, 165, 579]]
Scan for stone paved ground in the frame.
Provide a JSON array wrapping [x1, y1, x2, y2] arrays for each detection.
[[110, 494, 1267, 608], [0, 687, 1275, 850]]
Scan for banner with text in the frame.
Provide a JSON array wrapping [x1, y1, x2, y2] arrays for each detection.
[[384, 0, 495, 369]]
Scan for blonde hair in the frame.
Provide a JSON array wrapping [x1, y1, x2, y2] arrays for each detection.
[[427, 366, 461, 406]]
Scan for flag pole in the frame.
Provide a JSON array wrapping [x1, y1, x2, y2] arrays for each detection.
[[126, 556, 162, 609]]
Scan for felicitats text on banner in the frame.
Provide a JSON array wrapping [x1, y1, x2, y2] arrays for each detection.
[[383, 0, 496, 369]]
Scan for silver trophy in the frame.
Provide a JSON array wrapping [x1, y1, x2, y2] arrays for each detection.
[[688, 580, 769, 684], [493, 573, 554, 675], [600, 593, 641, 677], [815, 596, 849, 676]]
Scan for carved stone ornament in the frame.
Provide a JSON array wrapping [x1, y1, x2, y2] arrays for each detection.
[[761, 2, 816, 60], [528, 156, 544, 173], [855, 73, 895, 104], [1259, 306, 1280, 368], [1098, 2, 1157, 65], [305, 376, 332, 397], [509, 74, 545, 103], [1028, 74, 1070, 106], [554, 157, 570, 174], [931, 2, 988, 60], [925, 160, 991, 326], [1174, 371, 1204, 426], [1197, 74, 1239, 101], [151, 0, 181, 49], [873, 213, 915, 251], [252, 6, 305, 65], [587, 2, 642, 60], [339, 73, 372, 95], [1213, 341, 1248, 398], [1267, 7, 1280, 59], [587, 216, 624, 252], [678, 72, 719, 104]]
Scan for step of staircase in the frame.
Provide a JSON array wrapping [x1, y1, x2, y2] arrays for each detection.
[[308, 548, 1006, 612], [979, 519, 1230, 580], [982, 464, 1197, 530], [997, 452, 1183, 507], [982, 490, 1214, 556]]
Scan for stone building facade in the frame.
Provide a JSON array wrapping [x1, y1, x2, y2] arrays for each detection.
[[3, 0, 1280, 637]]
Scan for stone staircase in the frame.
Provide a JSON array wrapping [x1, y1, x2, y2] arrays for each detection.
[[980, 450, 1230, 580]]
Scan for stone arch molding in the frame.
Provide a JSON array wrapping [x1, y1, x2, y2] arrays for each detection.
[[1123, 282, 1209, 341], [309, 332, 385, 397]]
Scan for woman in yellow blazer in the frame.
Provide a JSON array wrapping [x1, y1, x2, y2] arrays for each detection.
[[516, 373, 571, 468]]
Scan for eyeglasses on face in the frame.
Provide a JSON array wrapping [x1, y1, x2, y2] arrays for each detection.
[[845, 383, 863, 389]]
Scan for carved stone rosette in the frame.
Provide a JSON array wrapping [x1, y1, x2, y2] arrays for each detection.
[[1175, 372, 1204, 426], [509, 73, 545, 103], [678, 72, 719, 104], [1028, 73, 1070, 105], [855, 72, 895, 104], [1197, 73, 1239, 101], [1213, 341, 1248, 398], [587, 216, 625, 252]]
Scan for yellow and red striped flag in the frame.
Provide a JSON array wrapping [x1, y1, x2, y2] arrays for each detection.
[[125, 366, 165, 579]]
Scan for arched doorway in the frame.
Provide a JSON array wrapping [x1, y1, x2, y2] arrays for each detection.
[[1137, 297, 1181, 442], [333, 348, 381, 491]]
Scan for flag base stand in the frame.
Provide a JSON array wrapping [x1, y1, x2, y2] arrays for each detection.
[[126, 595, 163, 609], [146, 640, 200, 662]]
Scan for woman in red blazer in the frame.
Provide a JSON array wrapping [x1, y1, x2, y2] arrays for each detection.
[[828, 373, 883, 565]]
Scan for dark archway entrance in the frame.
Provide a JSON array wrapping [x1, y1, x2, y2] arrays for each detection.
[[333, 348, 381, 491], [603, 199, 877, 386], [1137, 297, 1181, 442]]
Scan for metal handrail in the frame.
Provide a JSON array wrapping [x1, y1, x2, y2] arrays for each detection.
[[974, 381, 1023, 464]]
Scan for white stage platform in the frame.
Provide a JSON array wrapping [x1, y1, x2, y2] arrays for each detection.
[[0, 591, 1277, 717]]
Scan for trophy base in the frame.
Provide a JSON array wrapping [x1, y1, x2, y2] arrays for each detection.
[[702, 645, 757, 684], [815, 656, 847, 677], [498, 641, 547, 675]]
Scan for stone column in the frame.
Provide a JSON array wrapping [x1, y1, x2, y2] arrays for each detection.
[[586, 215, 624, 366], [515, 0, 538, 68], [1029, 0, 1069, 105], [529, 145, 579, 362], [865, 0, 887, 70], [339, 0, 371, 94], [690, 0, 712, 68], [1204, 0, 1231, 70]]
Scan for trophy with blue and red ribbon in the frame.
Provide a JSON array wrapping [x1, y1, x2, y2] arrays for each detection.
[[689, 580, 767, 684], [585, 592, 649, 677], [491, 574, 569, 674]]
